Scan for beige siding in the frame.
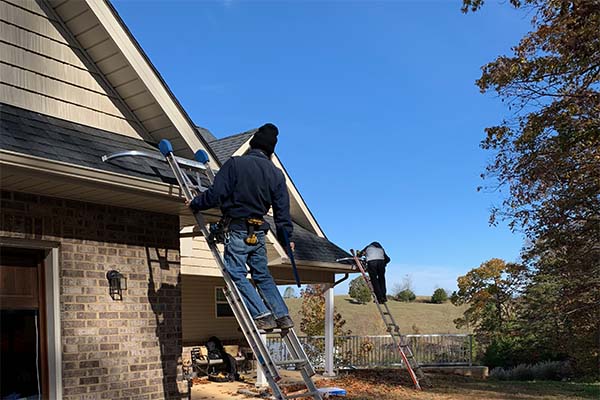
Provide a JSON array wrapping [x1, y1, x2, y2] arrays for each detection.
[[180, 231, 334, 283], [181, 231, 282, 276], [0, 0, 143, 138], [182, 275, 243, 344], [180, 233, 221, 276]]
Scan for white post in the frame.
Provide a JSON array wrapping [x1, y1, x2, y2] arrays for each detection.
[[324, 284, 335, 377], [255, 333, 267, 387]]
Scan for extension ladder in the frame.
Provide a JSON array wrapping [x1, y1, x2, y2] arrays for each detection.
[[339, 250, 426, 390], [102, 141, 323, 400]]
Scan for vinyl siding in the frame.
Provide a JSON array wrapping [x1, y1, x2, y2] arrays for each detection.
[[182, 275, 242, 343], [0, 0, 143, 138]]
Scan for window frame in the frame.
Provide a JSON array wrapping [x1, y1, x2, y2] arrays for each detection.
[[214, 287, 234, 318]]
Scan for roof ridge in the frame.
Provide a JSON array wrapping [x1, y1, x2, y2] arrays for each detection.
[[213, 129, 256, 142]]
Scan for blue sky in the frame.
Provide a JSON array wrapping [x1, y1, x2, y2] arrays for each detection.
[[113, 0, 531, 296]]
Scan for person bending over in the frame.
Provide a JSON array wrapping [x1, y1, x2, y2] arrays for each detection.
[[360, 242, 391, 303]]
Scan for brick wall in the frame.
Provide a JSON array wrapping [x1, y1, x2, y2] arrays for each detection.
[[0, 190, 187, 400]]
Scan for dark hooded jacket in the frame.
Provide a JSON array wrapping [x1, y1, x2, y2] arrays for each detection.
[[189, 149, 293, 241]]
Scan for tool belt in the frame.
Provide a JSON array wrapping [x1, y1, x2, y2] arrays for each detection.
[[242, 218, 264, 245], [207, 216, 231, 245], [208, 217, 265, 246]]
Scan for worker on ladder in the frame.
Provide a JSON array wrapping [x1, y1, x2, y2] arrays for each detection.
[[186, 123, 295, 331], [358, 242, 391, 303]]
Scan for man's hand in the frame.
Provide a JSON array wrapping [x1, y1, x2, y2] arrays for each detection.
[[290, 241, 295, 252], [185, 199, 192, 208]]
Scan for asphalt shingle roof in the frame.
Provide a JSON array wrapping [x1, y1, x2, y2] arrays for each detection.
[[264, 216, 350, 264], [207, 131, 255, 164], [0, 103, 181, 184], [1, 103, 348, 266], [195, 126, 217, 143]]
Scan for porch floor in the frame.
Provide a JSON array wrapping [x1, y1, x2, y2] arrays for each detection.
[[190, 370, 326, 399]]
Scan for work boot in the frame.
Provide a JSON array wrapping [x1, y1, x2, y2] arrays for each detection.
[[276, 315, 294, 330], [254, 315, 277, 331]]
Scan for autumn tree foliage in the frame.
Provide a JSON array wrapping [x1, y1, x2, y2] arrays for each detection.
[[299, 284, 350, 337], [298, 285, 352, 367], [452, 259, 526, 343], [463, 0, 599, 375]]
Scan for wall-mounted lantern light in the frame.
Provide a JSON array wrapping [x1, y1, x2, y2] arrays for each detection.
[[106, 270, 127, 301]]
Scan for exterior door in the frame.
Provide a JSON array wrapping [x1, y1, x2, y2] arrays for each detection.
[[0, 247, 48, 399]]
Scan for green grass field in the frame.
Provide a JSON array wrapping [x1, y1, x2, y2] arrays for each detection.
[[285, 295, 471, 336]]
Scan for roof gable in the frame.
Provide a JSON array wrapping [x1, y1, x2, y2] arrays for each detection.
[[42, 0, 218, 166], [202, 129, 326, 238]]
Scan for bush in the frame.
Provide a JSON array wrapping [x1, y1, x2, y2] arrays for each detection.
[[431, 288, 448, 303], [481, 336, 521, 368], [489, 360, 572, 381], [395, 289, 416, 302], [348, 277, 371, 304]]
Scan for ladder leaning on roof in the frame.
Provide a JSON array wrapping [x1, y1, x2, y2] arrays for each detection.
[[102, 140, 323, 400], [337, 250, 427, 390]]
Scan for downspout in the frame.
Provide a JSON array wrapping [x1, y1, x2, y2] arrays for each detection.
[[333, 273, 349, 288]]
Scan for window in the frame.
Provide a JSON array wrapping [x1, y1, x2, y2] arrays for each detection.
[[215, 287, 234, 318]]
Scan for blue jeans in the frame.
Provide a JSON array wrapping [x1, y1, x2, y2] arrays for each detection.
[[223, 230, 289, 319]]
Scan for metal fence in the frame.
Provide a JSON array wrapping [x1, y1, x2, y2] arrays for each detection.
[[266, 334, 473, 369]]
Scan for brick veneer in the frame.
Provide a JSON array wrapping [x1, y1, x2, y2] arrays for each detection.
[[0, 190, 187, 400]]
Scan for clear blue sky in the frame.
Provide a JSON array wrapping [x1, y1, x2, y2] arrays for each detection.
[[113, 0, 530, 296]]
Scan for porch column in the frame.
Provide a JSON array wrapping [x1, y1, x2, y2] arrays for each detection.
[[324, 284, 335, 377], [255, 333, 267, 388]]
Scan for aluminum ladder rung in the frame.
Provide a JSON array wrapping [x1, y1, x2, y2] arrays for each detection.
[[258, 328, 291, 334], [275, 359, 308, 367]]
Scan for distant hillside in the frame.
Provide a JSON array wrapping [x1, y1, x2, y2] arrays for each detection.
[[285, 295, 471, 336]]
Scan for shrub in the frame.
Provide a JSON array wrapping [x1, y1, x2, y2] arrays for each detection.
[[489, 361, 573, 381], [482, 336, 521, 368], [348, 277, 371, 304], [431, 288, 448, 304], [395, 289, 416, 302]]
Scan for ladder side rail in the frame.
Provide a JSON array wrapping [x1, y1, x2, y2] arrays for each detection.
[[398, 348, 422, 390], [350, 251, 378, 298], [220, 281, 284, 387], [383, 302, 426, 376], [381, 302, 401, 333], [279, 328, 322, 399], [164, 155, 286, 393], [281, 333, 323, 399], [165, 149, 323, 399], [349, 250, 422, 390], [109, 146, 323, 398], [351, 251, 393, 326], [281, 330, 316, 376]]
